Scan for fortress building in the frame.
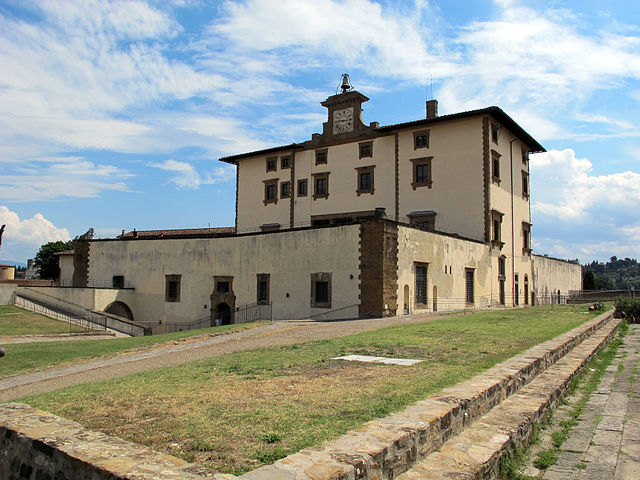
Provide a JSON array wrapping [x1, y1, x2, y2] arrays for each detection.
[[47, 76, 580, 333]]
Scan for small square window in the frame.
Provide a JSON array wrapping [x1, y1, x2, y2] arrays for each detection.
[[112, 275, 124, 289], [315, 149, 328, 165], [280, 155, 291, 169], [413, 130, 430, 149], [297, 179, 307, 197], [217, 281, 229, 293], [281, 181, 290, 198], [266, 156, 277, 172], [359, 141, 373, 159]]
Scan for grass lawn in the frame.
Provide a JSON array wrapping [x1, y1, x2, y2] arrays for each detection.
[[21, 305, 604, 475], [0, 305, 90, 335], [0, 322, 264, 378]]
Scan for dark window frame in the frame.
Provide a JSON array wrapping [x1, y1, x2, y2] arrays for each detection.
[[280, 155, 291, 170], [415, 262, 428, 307], [491, 123, 500, 144], [312, 172, 330, 200], [465, 269, 475, 305], [112, 275, 124, 289], [413, 129, 430, 150], [411, 156, 433, 189], [315, 149, 328, 165], [165, 274, 181, 303], [491, 209, 504, 249], [297, 179, 308, 197], [356, 165, 375, 196], [263, 178, 278, 205], [257, 273, 270, 304], [491, 150, 501, 184], [266, 156, 277, 173], [359, 141, 373, 159], [522, 170, 529, 198], [280, 181, 290, 199], [310, 272, 332, 309]]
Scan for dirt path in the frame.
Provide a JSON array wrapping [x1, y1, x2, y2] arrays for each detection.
[[0, 313, 443, 402]]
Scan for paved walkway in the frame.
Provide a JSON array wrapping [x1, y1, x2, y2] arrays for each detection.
[[0, 313, 441, 402], [543, 323, 640, 480]]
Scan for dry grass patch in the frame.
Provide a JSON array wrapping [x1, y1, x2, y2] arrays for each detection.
[[0, 305, 91, 335], [22, 306, 601, 475]]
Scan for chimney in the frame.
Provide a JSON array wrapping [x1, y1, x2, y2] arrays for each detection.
[[426, 99, 438, 119]]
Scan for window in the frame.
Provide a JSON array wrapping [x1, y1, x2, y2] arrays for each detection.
[[524, 275, 529, 305], [356, 165, 375, 195], [491, 123, 500, 144], [522, 148, 529, 164], [514, 274, 519, 306], [312, 172, 329, 199], [266, 156, 277, 172], [413, 130, 430, 149], [165, 274, 181, 302], [498, 256, 506, 277], [522, 222, 532, 254], [411, 157, 433, 189], [263, 179, 278, 205], [216, 281, 229, 293], [257, 273, 270, 304], [522, 171, 529, 198], [492, 150, 501, 184], [315, 149, 328, 165], [310, 272, 331, 308], [280, 155, 291, 169], [281, 181, 290, 198], [408, 210, 436, 230], [260, 223, 280, 232], [359, 141, 373, 159], [112, 275, 124, 288], [491, 210, 504, 248], [297, 179, 308, 197], [465, 269, 474, 304], [415, 263, 428, 307]]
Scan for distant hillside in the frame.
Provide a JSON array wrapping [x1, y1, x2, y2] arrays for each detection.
[[584, 257, 640, 290], [0, 260, 26, 268]]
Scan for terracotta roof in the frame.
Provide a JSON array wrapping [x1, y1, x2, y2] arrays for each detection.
[[219, 105, 545, 163], [118, 227, 236, 239]]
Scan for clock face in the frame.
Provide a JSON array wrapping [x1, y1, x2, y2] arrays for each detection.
[[333, 107, 354, 134]]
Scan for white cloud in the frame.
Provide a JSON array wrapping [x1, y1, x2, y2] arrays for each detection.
[[148, 160, 235, 189], [531, 149, 640, 220], [0, 158, 132, 201], [0, 206, 70, 259]]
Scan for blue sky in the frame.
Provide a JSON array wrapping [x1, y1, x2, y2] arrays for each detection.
[[1, 0, 639, 264]]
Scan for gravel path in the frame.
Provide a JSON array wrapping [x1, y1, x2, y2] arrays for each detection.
[[0, 313, 442, 402]]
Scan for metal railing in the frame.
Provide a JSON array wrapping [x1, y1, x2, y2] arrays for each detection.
[[161, 316, 212, 333], [235, 302, 272, 324], [310, 303, 360, 321]]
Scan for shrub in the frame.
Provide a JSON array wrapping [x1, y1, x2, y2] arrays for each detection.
[[613, 297, 640, 323]]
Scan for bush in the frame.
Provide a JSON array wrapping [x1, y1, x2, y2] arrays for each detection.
[[613, 297, 640, 323]]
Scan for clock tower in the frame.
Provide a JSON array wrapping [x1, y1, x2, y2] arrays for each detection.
[[316, 74, 375, 142]]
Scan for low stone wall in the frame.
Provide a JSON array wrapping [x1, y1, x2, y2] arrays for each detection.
[[0, 403, 232, 480]]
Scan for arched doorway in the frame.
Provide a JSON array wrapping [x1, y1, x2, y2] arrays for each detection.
[[104, 301, 134, 320], [432, 285, 437, 312], [403, 285, 410, 314], [215, 303, 231, 325]]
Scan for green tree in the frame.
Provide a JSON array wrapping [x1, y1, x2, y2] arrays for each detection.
[[34, 240, 73, 280], [583, 269, 595, 290]]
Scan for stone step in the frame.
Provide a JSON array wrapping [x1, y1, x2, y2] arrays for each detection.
[[239, 310, 616, 480], [396, 316, 622, 479]]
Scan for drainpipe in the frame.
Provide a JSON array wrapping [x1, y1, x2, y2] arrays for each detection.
[[509, 135, 522, 307]]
